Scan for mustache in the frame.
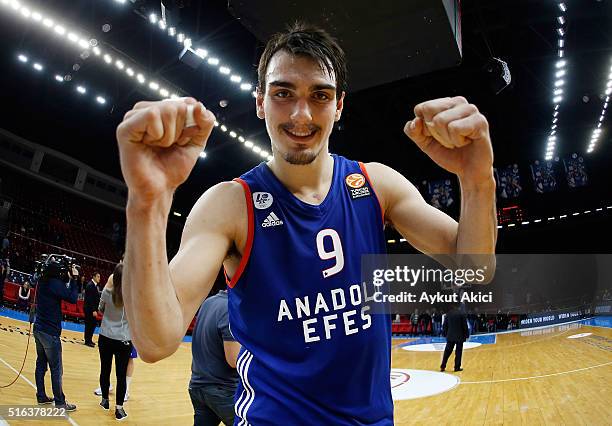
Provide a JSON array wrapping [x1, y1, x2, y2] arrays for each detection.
[[280, 123, 320, 133]]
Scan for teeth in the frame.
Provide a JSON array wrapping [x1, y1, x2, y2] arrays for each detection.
[[287, 129, 313, 137]]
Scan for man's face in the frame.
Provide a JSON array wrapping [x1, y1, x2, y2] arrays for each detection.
[[257, 51, 345, 165], [94, 273, 100, 283]]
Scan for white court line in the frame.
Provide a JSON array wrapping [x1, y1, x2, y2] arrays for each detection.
[[0, 415, 8, 425], [0, 355, 79, 426], [460, 361, 612, 384]]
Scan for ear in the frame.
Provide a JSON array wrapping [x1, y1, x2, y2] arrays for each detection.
[[256, 88, 265, 120], [335, 91, 346, 122]]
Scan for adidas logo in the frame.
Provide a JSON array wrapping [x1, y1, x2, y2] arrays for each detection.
[[262, 212, 284, 228]]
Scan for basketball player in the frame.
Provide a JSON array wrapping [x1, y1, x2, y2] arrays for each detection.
[[117, 23, 497, 424]]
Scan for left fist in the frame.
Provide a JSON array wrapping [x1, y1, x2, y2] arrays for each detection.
[[404, 96, 493, 183]]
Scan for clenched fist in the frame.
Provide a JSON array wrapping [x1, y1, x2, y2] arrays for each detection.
[[404, 96, 494, 185], [117, 97, 216, 204]]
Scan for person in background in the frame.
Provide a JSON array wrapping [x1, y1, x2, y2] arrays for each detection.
[[33, 263, 79, 411], [189, 290, 240, 426], [97, 263, 131, 421], [83, 272, 101, 347], [440, 302, 470, 372], [18, 280, 31, 311]]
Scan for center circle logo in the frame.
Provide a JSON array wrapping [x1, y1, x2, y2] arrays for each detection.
[[345, 173, 365, 189], [390, 369, 459, 400]]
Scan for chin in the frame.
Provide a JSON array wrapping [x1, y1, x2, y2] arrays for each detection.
[[281, 149, 319, 165]]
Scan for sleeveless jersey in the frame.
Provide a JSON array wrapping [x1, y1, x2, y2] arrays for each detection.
[[227, 154, 393, 425]]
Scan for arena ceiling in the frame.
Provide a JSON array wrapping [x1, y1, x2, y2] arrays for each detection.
[[0, 0, 611, 215]]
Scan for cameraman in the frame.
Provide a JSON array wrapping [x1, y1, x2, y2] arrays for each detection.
[[33, 262, 79, 411]]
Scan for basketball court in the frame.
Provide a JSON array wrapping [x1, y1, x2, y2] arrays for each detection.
[[1, 308, 610, 425]]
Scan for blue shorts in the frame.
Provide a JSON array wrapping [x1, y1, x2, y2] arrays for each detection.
[[130, 346, 138, 359]]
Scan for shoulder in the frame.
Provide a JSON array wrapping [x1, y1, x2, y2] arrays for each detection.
[[183, 180, 248, 246], [360, 162, 420, 210]]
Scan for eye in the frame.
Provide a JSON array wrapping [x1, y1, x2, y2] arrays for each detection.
[[313, 92, 331, 101], [273, 90, 291, 98]]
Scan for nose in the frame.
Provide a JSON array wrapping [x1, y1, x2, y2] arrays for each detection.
[[290, 98, 312, 124]]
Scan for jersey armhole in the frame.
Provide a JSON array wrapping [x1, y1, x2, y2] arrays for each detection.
[[358, 162, 385, 228], [225, 178, 254, 288]]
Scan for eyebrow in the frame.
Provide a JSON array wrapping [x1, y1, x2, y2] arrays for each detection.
[[268, 80, 336, 92]]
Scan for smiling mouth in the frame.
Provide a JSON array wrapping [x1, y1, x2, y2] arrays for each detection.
[[283, 128, 317, 142]]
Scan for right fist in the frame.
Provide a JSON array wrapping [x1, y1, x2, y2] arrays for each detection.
[[116, 97, 216, 203]]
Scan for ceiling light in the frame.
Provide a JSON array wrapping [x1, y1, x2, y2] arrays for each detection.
[[76, 85, 86, 94], [54, 74, 63, 82], [18, 53, 27, 62], [207, 57, 219, 65], [96, 96, 106, 104], [219, 66, 230, 74], [33, 62, 42, 71]]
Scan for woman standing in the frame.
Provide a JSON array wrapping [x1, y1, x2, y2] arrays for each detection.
[[97, 263, 131, 421], [18, 281, 31, 311]]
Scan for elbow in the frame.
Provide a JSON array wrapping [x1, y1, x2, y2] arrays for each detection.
[[132, 336, 180, 364]]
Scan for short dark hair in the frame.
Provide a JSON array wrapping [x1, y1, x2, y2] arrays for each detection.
[[257, 21, 347, 95]]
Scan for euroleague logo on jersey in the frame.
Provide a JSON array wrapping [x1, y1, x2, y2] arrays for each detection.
[[345, 173, 371, 200]]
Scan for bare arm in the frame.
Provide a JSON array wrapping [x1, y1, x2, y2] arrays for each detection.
[[124, 182, 244, 363], [223, 341, 242, 368]]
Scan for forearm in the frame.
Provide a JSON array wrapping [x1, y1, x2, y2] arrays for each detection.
[[456, 174, 497, 270], [124, 195, 184, 362]]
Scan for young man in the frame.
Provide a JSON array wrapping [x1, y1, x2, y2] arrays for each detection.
[[117, 23, 496, 424]]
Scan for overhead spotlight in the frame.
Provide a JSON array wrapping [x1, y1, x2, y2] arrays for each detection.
[[195, 48, 207, 58], [76, 85, 86, 94], [207, 57, 219, 66], [558, 39, 564, 48], [78, 39, 89, 49], [554, 79, 564, 87], [555, 70, 565, 79], [244, 141, 253, 148], [240, 83, 252, 91], [183, 38, 192, 48], [252, 146, 261, 154], [229, 131, 237, 138], [33, 62, 43, 71], [115, 60, 124, 70], [31, 11, 41, 21], [159, 88, 169, 97], [554, 88, 563, 96], [557, 16, 565, 25], [42, 18, 53, 27], [103, 54, 112, 64], [220, 125, 227, 132], [553, 96, 563, 104], [168, 27, 176, 36], [558, 50, 564, 58], [149, 13, 157, 24], [230, 75, 242, 83], [557, 28, 564, 37], [18, 53, 28, 62], [136, 73, 145, 83], [559, 3, 567, 12], [67, 32, 78, 42], [177, 33, 184, 43], [54, 74, 63, 82], [158, 20, 167, 30], [149, 81, 159, 90], [556, 60, 566, 68], [219, 66, 230, 75], [92, 46, 101, 55], [54, 25, 66, 36], [199, 152, 207, 159], [96, 96, 106, 104], [126, 67, 134, 76]]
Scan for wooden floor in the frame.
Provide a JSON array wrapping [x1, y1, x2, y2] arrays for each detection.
[[0, 315, 610, 425]]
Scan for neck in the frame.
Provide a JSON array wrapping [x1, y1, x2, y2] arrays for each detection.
[[267, 146, 334, 196]]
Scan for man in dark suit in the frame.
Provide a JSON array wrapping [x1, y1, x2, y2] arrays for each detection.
[[83, 272, 101, 347], [440, 303, 470, 372]]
